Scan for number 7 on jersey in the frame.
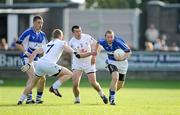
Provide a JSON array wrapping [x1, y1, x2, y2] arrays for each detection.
[[46, 44, 54, 53]]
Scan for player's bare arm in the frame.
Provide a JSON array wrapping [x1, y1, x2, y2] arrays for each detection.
[[21, 48, 44, 73], [63, 44, 93, 58], [29, 48, 44, 63], [63, 44, 74, 53], [16, 43, 31, 57], [79, 52, 93, 58], [90, 39, 97, 65], [93, 43, 103, 56]]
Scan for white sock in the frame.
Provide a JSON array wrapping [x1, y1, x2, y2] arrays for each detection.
[[19, 94, 27, 102], [75, 96, 80, 102], [52, 80, 61, 89], [98, 90, 104, 97], [111, 95, 115, 101]]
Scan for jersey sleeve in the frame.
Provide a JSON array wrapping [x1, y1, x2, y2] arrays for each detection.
[[116, 38, 131, 52], [97, 38, 105, 46], [16, 29, 30, 44]]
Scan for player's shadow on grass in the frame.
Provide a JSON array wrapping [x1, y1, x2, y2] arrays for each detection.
[[31, 103, 105, 107], [0, 103, 105, 107], [0, 104, 23, 107], [41, 103, 105, 106]]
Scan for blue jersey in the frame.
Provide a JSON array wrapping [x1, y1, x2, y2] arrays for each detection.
[[17, 27, 47, 60], [97, 36, 130, 61]]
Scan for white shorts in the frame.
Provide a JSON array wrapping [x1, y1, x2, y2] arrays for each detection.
[[72, 62, 96, 74], [35, 60, 62, 77], [106, 59, 128, 74]]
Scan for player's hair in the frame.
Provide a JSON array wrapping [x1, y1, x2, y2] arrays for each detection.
[[52, 29, 63, 38], [33, 15, 43, 22], [105, 30, 114, 37], [71, 25, 81, 32]]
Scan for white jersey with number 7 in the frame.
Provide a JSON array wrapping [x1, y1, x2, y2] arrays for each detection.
[[40, 39, 66, 64]]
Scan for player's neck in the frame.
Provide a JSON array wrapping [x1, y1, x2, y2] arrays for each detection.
[[36, 29, 41, 33], [107, 40, 113, 45], [108, 43, 112, 46], [75, 36, 81, 40], [53, 38, 62, 40], [33, 27, 41, 33]]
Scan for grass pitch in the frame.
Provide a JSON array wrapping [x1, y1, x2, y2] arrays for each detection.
[[0, 77, 180, 115]]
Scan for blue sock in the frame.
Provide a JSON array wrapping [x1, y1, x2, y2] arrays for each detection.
[[26, 91, 32, 102], [36, 91, 43, 102], [109, 89, 116, 101], [109, 89, 115, 95]]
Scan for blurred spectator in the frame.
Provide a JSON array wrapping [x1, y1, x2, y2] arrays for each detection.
[[145, 41, 154, 51], [169, 42, 179, 52], [145, 24, 159, 44], [161, 34, 168, 51], [9, 37, 18, 50], [154, 35, 168, 51], [154, 38, 162, 50], [0, 38, 8, 50]]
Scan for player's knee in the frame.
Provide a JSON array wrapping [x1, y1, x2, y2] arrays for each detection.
[[73, 84, 79, 89], [29, 81, 36, 88], [72, 80, 79, 88], [68, 72, 73, 77], [89, 78, 96, 85], [112, 74, 119, 82]]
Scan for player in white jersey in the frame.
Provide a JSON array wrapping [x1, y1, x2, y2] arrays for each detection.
[[16, 15, 47, 104], [69, 25, 108, 104], [17, 29, 92, 105]]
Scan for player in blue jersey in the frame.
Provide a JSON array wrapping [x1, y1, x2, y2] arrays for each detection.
[[94, 30, 131, 105], [16, 15, 47, 104]]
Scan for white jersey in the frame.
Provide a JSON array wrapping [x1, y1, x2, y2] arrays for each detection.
[[40, 39, 66, 64], [69, 33, 96, 65]]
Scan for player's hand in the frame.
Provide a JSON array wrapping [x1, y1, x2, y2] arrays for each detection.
[[115, 56, 124, 61], [115, 53, 128, 61], [91, 51, 97, 56], [91, 56, 96, 65], [21, 63, 31, 72], [74, 52, 81, 58]]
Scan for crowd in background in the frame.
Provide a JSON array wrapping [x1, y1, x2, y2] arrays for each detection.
[[0, 38, 8, 50], [145, 24, 179, 52], [0, 37, 17, 50], [0, 25, 180, 52]]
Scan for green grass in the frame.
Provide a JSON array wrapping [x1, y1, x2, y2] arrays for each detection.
[[0, 78, 180, 115]]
